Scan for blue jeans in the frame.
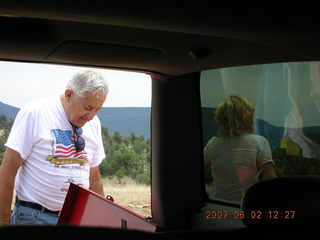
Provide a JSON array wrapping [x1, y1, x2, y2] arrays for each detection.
[[11, 202, 59, 225]]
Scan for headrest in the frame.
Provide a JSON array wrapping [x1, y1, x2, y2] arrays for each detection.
[[241, 176, 320, 228]]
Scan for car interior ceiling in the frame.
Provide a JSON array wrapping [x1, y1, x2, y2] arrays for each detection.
[[0, 7, 320, 75], [1, 4, 320, 238]]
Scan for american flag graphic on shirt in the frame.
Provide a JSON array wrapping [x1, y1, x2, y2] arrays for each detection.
[[46, 129, 88, 165]]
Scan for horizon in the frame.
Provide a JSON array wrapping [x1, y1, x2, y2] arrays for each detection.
[[0, 100, 151, 138]]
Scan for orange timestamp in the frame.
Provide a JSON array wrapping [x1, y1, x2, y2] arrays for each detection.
[[205, 210, 296, 220]]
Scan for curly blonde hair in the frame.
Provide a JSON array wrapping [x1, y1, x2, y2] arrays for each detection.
[[215, 95, 255, 137]]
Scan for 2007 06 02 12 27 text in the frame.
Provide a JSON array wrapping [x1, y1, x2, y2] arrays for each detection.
[[205, 210, 296, 220]]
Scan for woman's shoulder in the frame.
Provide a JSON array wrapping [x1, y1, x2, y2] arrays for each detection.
[[207, 136, 220, 143], [204, 136, 218, 148], [242, 133, 269, 144]]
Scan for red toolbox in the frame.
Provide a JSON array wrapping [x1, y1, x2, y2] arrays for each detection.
[[58, 183, 158, 232]]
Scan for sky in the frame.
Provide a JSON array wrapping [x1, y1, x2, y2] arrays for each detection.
[[0, 61, 151, 108]]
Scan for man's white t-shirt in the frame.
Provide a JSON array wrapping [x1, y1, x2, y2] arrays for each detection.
[[5, 96, 106, 211], [204, 133, 274, 203]]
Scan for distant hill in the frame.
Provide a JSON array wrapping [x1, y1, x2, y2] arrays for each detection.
[[98, 107, 150, 138], [0, 102, 19, 119], [0, 102, 150, 139]]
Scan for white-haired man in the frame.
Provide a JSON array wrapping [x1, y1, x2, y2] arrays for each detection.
[[0, 70, 109, 225]]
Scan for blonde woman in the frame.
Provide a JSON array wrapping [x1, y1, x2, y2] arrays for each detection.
[[204, 95, 276, 203]]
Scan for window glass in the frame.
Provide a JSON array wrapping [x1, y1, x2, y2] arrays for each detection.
[[0, 61, 151, 217], [201, 62, 320, 203]]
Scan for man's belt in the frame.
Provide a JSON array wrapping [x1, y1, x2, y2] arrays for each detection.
[[16, 198, 60, 216]]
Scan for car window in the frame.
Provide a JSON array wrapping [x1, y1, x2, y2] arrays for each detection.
[[0, 60, 151, 217], [201, 61, 320, 204]]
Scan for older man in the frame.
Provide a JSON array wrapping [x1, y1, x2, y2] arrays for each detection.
[[0, 70, 108, 225]]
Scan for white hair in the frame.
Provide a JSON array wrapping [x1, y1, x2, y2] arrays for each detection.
[[66, 70, 109, 98]]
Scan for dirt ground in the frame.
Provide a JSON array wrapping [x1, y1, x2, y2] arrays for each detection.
[[103, 177, 151, 218]]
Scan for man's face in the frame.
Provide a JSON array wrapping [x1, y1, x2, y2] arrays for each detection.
[[65, 89, 106, 127]]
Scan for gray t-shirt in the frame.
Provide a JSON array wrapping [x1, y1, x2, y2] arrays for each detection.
[[204, 133, 274, 203]]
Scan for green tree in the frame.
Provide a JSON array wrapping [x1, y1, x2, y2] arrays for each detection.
[[130, 132, 137, 142], [0, 115, 14, 163], [101, 126, 109, 138], [132, 135, 147, 155], [103, 143, 144, 179], [115, 168, 125, 183], [113, 131, 123, 145], [0, 115, 7, 128], [91, 125, 151, 184]]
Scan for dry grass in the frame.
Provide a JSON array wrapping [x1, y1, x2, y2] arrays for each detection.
[[103, 177, 151, 218]]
